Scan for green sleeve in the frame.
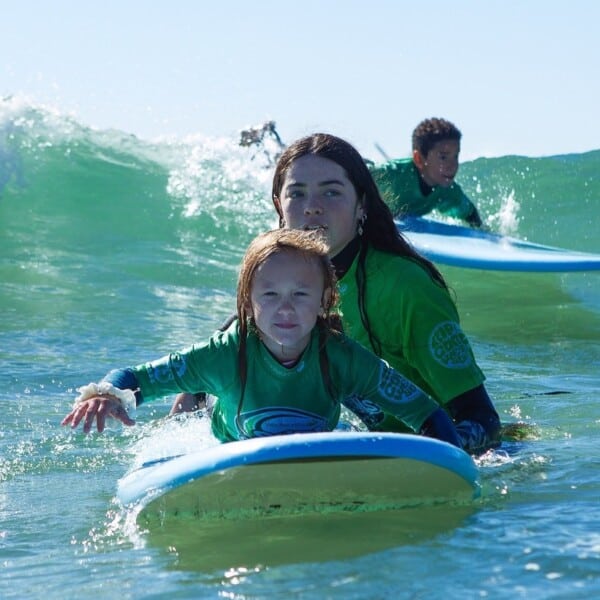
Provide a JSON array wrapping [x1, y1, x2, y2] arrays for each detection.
[[369, 158, 436, 217], [131, 326, 240, 402], [433, 182, 479, 221], [328, 334, 439, 431], [369, 158, 479, 222], [337, 248, 485, 405]]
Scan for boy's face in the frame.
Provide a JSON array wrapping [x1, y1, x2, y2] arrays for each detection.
[[413, 139, 460, 188]]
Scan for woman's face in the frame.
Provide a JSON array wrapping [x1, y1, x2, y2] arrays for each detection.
[[274, 155, 364, 258]]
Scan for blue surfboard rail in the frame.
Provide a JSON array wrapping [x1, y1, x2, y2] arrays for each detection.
[[117, 432, 479, 508], [397, 217, 600, 272]]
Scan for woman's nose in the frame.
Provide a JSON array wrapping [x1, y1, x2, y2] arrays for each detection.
[[304, 205, 323, 215], [303, 193, 323, 214]]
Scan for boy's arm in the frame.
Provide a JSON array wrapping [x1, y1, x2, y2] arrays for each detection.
[[465, 204, 484, 228], [438, 184, 486, 229]]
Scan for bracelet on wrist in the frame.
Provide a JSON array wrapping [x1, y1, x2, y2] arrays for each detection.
[[73, 382, 137, 416]]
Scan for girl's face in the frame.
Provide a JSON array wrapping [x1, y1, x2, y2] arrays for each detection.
[[249, 250, 327, 363], [275, 155, 365, 258]]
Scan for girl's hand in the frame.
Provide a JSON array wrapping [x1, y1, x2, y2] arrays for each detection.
[[61, 395, 136, 434]]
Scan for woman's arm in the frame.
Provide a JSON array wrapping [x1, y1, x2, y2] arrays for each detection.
[[446, 385, 501, 454], [419, 407, 461, 447]]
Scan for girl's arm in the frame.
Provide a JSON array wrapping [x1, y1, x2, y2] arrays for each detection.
[[60, 376, 138, 433]]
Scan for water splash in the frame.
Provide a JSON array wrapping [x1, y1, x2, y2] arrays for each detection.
[[486, 189, 521, 235]]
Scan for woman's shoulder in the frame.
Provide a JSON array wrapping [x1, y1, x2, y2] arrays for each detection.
[[366, 246, 435, 282], [325, 330, 376, 360], [364, 247, 454, 309]]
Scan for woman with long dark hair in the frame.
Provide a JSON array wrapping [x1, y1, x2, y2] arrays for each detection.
[[271, 133, 500, 453]]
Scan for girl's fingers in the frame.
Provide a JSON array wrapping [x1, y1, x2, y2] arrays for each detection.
[[62, 396, 134, 432]]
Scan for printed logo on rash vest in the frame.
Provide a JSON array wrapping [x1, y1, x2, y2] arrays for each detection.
[[146, 352, 188, 385], [429, 321, 473, 369], [377, 362, 422, 403], [237, 407, 329, 438]]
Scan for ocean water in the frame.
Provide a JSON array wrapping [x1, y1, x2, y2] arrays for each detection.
[[1, 97, 599, 599]]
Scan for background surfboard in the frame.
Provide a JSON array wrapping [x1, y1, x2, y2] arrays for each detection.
[[398, 217, 600, 272]]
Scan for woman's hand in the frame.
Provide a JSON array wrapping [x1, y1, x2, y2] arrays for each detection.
[[61, 395, 136, 433]]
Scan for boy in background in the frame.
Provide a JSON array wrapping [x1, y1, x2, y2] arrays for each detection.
[[369, 118, 484, 228]]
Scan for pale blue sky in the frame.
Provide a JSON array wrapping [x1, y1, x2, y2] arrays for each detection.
[[2, 0, 599, 160]]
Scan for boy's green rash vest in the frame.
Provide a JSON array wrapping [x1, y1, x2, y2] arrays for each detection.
[[369, 157, 476, 220], [130, 320, 439, 442], [337, 245, 485, 421]]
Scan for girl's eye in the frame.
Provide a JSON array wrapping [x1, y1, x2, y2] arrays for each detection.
[[286, 189, 303, 200], [324, 188, 341, 197]]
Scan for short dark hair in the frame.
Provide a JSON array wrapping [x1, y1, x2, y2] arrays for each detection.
[[412, 118, 462, 156]]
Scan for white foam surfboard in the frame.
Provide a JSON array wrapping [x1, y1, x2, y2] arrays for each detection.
[[398, 217, 600, 272]]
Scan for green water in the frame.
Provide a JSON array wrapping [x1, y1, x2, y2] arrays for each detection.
[[1, 99, 599, 598]]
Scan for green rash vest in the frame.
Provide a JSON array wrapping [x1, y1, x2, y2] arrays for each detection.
[[130, 320, 439, 442], [337, 246, 485, 430], [369, 157, 477, 220]]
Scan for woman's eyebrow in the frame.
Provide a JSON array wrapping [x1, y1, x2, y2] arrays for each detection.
[[286, 178, 346, 188], [319, 179, 346, 186]]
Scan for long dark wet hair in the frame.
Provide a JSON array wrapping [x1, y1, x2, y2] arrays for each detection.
[[271, 133, 448, 356]]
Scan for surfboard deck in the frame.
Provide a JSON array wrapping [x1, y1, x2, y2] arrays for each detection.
[[117, 432, 479, 525], [398, 217, 600, 272]]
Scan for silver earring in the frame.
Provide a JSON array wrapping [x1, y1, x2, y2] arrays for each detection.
[[357, 215, 367, 236]]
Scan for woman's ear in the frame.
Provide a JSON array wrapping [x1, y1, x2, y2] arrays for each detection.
[[357, 194, 367, 221], [273, 196, 285, 227]]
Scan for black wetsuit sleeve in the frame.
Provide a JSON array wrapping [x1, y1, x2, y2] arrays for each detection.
[[446, 385, 501, 454], [465, 206, 483, 228], [419, 407, 461, 448]]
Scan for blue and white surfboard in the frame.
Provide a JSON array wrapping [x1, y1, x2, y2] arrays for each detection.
[[118, 432, 479, 523], [398, 217, 600, 272]]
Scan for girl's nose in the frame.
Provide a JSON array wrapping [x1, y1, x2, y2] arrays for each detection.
[[278, 298, 294, 314]]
